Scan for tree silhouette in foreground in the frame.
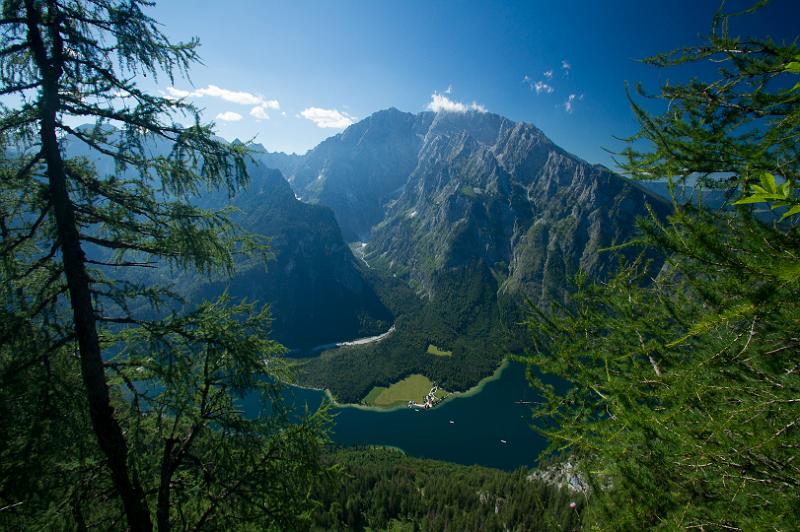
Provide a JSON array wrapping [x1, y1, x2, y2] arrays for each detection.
[[525, 3, 800, 529], [0, 1, 328, 529]]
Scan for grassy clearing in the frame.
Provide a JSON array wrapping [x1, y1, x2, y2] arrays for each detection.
[[426, 344, 452, 357], [432, 388, 448, 401], [363, 374, 448, 407], [362, 386, 387, 405]]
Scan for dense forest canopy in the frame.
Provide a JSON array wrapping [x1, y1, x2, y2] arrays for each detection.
[[310, 448, 582, 532]]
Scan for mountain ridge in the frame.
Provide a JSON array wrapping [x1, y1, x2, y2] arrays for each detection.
[[61, 110, 672, 400], [263, 108, 670, 401], [63, 127, 393, 350], [258, 108, 668, 299], [194, 164, 393, 349]]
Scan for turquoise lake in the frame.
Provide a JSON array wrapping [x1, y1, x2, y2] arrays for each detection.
[[246, 361, 549, 471]]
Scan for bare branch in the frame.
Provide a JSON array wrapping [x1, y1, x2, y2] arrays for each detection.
[[79, 233, 176, 256], [86, 258, 158, 269]]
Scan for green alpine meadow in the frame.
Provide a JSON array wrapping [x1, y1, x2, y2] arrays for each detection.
[[1, 0, 797, 530]]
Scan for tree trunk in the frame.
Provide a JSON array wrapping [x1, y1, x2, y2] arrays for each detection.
[[157, 439, 175, 532], [24, 1, 153, 530]]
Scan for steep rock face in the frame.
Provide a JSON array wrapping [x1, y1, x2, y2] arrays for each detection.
[[248, 143, 303, 180], [197, 166, 393, 349], [63, 127, 392, 350], [363, 110, 668, 307], [294, 109, 670, 400], [285, 108, 434, 241]]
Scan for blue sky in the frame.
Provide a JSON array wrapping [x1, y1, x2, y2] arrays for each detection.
[[143, 0, 797, 167]]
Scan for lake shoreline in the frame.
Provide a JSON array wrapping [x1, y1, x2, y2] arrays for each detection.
[[291, 358, 513, 413], [281, 359, 544, 470], [288, 323, 397, 357]]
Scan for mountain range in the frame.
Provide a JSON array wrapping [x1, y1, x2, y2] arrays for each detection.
[[194, 165, 392, 350], [249, 108, 670, 401], [64, 128, 392, 351], [65, 109, 668, 401]]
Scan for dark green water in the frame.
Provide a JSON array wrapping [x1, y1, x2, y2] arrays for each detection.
[[252, 361, 549, 471]]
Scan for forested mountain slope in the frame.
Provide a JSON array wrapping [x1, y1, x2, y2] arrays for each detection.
[[65, 128, 392, 349], [267, 109, 670, 401]]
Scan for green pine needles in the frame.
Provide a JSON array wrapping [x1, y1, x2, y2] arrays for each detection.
[[525, 3, 800, 530], [0, 1, 329, 530]]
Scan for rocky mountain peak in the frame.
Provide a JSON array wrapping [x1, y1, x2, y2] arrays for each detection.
[[255, 107, 668, 307]]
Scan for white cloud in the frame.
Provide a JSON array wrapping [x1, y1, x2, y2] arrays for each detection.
[[165, 85, 280, 118], [215, 111, 243, 122], [445, 84, 453, 94], [428, 93, 467, 112], [543, 69, 554, 79], [523, 76, 554, 95], [561, 60, 571, 74], [427, 92, 487, 113], [164, 87, 191, 99], [250, 105, 270, 120], [563, 93, 583, 113], [300, 107, 356, 128], [533, 81, 554, 94], [194, 85, 262, 105], [564, 94, 575, 113], [470, 101, 487, 113]]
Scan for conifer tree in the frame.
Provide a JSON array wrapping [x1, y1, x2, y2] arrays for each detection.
[[0, 1, 328, 529], [525, 3, 800, 529]]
